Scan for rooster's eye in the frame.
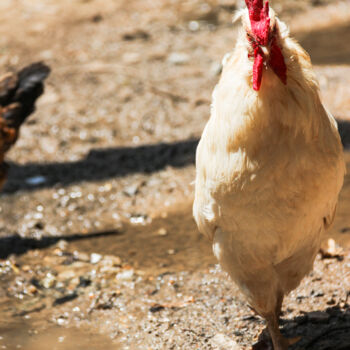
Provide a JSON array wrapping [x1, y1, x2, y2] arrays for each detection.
[[246, 33, 255, 43]]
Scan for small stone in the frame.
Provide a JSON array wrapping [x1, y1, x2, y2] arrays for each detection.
[[53, 248, 63, 256], [116, 269, 134, 281], [210, 61, 222, 76], [168, 52, 190, 65], [25, 176, 46, 186], [73, 251, 90, 262], [307, 311, 330, 323], [58, 270, 76, 280], [42, 272, 56, 289], [58, 336, 65, 343], [210, 333, 240, 350], [90, 253, 102, 264], [157, 228, 168, 236], [188, 21, 199, 31], [27, 285, 37, 294], [56, 240, 68, 250], [123, 184, 139, 197], [167, 249, 175, 255], [102, 255, 122, 267], [56, 317, 66, 326], [22, 265, 31, 272], [130, 215, 147, 225]]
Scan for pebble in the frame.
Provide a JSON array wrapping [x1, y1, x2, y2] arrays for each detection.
[[90, 253, 103, 264], [130, 215, 147, 225], [25, 176, 47, 186], [56, 240, 68, 251], [58, 270, 76, 280], [210, 333, 240, 350], [116, 269, 134, 281], [188, 21, 200, 31], [58, 336, 65, 343], [71, 251, 89, 262], [21, 265, 31, 272], [210, 61, 223, 76], [123, 184, 139, 197], [167, 52, 190, 65], [101, 255, 122, 267], [157, 228, 168, 236], [26, 285, 37, 294], [56, 317, 67, 326], [42, 273, 56, 289]]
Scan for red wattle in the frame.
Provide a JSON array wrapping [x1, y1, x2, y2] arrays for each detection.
[[253, 48, 264, 91], [269, 38, 287, 85], [246, 0, 287, 90]]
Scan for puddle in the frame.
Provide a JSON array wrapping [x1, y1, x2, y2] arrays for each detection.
[[69, 202, 215, 274], [0, 322, 117, 350], [0, 296, 118, 350]]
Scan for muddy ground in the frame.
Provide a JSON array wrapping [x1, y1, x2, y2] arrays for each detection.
[[0, 0, 350, 349]]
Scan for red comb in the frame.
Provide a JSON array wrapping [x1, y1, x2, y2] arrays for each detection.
[[245, 0, 286, 90], [245, 0, 270, 45]]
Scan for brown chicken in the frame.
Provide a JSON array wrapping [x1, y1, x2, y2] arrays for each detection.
[[0, 62, 50, 189], [193, 1, 345, 349]]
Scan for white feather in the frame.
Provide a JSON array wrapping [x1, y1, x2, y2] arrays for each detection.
[[193, 8, 345, 316]]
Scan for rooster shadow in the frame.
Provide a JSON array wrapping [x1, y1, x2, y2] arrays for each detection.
[[252, 305, 350, 350], [280, 305, 350, 350], [0, 229, 122, 260], [2, 119, 350, 194], [2, 138, 199, 193], [297, 22, 350, 65]]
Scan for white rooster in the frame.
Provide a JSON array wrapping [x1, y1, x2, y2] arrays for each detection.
[[193, 1, 345, 349]]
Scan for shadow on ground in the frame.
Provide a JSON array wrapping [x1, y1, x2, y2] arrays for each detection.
[[297, 23, 350, 65], [338, 120, 350, 149], [2, 138, 198, 193], [284, 306, 350, 350], [0, 229, 121, 259], [2, 120, 350, 194]]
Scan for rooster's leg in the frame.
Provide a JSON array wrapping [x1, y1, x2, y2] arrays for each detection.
[[265, 311, 300, 350], [253, 291, 292, 350], [265, 313, 288, 350], [252, 292, 298, 350], [275, 291, 283, 318]]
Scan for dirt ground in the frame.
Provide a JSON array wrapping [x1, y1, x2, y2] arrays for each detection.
[[0, 0, 350, 349]]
